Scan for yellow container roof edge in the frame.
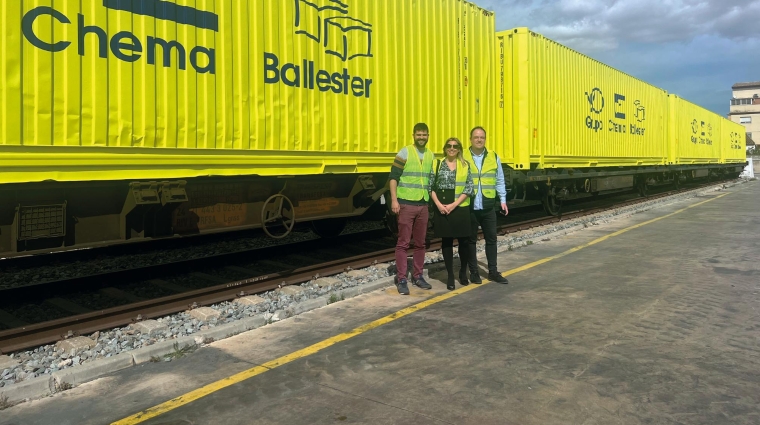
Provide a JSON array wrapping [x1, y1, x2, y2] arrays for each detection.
[[500, 27, 669, 95], [461, 1, 496, 14]]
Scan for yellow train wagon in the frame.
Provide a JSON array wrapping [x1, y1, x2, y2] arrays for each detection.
[[721, 119, 748, 164], [493, 28, 672, 214], [668, 95, 722, 165], [0, 0, 495, 256], [494, 28, 669, 171]]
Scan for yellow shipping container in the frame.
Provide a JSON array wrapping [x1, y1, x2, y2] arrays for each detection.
[[721, 119, 747, 163], [667, 95, 722, 164], [495, 28, 668, 170], [0, 0, 495, 184]]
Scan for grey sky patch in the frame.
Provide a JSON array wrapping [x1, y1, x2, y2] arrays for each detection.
[[473, 0, 760, 114]]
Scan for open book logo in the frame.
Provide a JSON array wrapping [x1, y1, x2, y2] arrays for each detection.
[[294, 0, 373, 62]]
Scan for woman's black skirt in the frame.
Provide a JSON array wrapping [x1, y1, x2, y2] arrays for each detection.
[[433, 189, 472, 238]]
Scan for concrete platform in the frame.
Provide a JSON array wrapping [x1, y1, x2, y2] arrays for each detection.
[[2, 183, 759, 425]]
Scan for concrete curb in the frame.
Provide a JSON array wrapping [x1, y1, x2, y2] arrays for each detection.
[[2, 375, 53, 404], [131, 337, 197, 365], [352, 276, 395, 295], [495, 223, 585, 254], [51, 353, 134, 387], [196, 316, 268, 342], [292, 297, 328, 315]]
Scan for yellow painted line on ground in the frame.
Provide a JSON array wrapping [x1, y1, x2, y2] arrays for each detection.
[[112, 191, 731, 425]]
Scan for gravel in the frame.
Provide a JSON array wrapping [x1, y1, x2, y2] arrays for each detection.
[[0, 181, 745, 392]]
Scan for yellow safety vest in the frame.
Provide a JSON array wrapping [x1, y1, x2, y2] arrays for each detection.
[[397, 146, 434, 202], [453, 161, 471, 208], [463, 148, 498, 199]]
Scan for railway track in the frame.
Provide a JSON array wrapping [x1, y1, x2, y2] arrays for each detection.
[[0, 180, 734, 354]]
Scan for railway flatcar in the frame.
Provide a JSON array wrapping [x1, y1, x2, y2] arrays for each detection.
[[0, 0, 495, 257], [493, 28, 745, 214]]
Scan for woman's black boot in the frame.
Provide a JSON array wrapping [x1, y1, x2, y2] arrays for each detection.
[[443, 240, 456, 290], [458, 238, 470, 286], [458, 269, 469, 286]]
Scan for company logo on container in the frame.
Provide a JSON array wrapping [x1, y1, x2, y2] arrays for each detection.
[[264, 0, 374, 98], [691, 120, 713, 145], [585, 88, 605, 132], [21, 0, 217, 74], [584, 88, 647, 136], [634, 100, 646, 123], [295, 0, 373, 62]]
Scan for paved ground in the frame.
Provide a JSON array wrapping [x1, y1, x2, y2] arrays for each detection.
[[2, 182, 759, 425]]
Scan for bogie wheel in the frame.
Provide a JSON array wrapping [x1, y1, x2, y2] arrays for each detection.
[[542, 193, 562, 217], [261, 194, 296, 239], [674, 174, 682, 190], [310, 218, 347, 238]]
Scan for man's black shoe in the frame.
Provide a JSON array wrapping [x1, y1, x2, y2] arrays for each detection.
[[488, 273, 509, 284], [396, 278, 410, 295], [470, 273, 483, 284], [413, 276, 432, 290]]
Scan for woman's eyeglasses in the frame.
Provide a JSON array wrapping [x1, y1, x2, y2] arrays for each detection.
[[445, 144, 461, 150]]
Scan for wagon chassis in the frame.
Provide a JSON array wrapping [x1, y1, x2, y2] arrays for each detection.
[[506, 163, 745, 216]]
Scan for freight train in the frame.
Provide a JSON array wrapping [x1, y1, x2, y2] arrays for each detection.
[[491, 29, 746, 215], [0, 1, 745, 257]]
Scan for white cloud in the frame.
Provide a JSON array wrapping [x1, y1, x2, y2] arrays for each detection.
[[479, 0, 760, 52]]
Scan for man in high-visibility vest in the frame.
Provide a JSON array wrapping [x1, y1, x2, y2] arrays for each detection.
[[463, 126, 509, 284], [388, 123, 435, 295]]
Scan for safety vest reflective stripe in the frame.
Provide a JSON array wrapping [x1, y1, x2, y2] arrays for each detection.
[[463, 148, 498, 199], [397, 146, 434, 202], [398, 183, 427, 189]]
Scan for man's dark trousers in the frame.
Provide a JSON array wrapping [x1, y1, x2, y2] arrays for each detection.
[[468, 205, 498, 275]]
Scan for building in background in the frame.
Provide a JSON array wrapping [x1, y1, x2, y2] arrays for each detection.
[[729, 81, 760, 148]]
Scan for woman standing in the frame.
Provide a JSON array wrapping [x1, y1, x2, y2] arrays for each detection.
[[430, 137, 475, 290]]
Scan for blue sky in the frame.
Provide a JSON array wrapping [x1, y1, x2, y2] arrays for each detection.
[[473, 0, 760, 115]]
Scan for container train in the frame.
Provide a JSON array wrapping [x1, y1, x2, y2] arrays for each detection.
[[492, 29, 746, 215], [0, 0, 745, 257]]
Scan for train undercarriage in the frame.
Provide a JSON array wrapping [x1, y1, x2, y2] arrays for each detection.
[[506, 164, 745, 216], [0, 163, 745, 258], [0, 173, 388, 258]]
